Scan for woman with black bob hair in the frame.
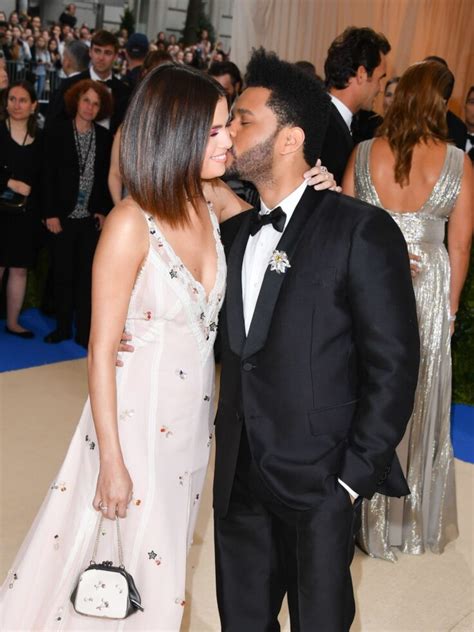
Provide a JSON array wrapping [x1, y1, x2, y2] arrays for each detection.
[[1, 62, 336, 628]]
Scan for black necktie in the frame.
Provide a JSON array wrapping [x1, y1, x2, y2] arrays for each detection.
[[249, 206, 286, 236]]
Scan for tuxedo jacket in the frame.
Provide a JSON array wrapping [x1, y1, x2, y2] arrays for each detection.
[[446, 110, 468, 151], [214, 187, 420, 518], [46, 69, 131, 134], [42, 119, 113, 220], [320, 103, 354, 184]]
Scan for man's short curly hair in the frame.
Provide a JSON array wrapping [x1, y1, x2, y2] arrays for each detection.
[[244, 48, 331, 166], [324, 27, 391, 90], [64, 79, 113, 120]]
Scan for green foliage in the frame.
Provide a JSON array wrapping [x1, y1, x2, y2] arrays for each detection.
[[120, 7, 135, 36], [182, 0, 216, 46], [452, 248, 474, 405]]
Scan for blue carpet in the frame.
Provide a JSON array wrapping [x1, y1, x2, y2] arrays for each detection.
[[451, 404, 474, 464], [0, 308, 86, 372], [1, 309, 472, 462]]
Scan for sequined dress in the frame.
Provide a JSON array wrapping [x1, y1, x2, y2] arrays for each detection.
[[1, 207, 226, 630], [353, 140, 463, 561]]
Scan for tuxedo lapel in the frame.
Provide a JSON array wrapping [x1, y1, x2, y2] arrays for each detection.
[[243, 187, 323, 360], [225, 212, 251, 357]]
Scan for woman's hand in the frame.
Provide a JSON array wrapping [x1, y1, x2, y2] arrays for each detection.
[[93, 460, 133, 520], [94, 213, 105, 231], [45, 217, 62, 234], [116, 330, 134, 367], [409, 253, 422, 278], [7, 178, 31, 196], [303, 159, 341, 192]]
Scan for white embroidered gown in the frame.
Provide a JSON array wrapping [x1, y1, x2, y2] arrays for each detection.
[[1, 208, 226, 631]]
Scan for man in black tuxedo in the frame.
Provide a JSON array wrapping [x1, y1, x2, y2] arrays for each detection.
[[424, 56, 468, 151], [46, 30, 130, 134], [214, 49, 420, 632], [464, 86, 474, 162], [320, 27, 391, 183]]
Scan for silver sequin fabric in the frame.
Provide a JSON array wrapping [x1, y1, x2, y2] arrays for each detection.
[[354, 139, 463, 561]]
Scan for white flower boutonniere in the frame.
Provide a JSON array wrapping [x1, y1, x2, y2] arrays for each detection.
[[269, 250, 291, 274]]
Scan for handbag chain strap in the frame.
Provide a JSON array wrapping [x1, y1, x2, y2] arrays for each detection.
[[90, 514, 125, 569]]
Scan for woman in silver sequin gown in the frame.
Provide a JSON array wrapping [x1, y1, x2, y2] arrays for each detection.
[[342, 61, 472, 561]]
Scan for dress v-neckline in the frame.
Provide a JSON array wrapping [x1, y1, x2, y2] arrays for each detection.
[[149, 203, 221, 306]]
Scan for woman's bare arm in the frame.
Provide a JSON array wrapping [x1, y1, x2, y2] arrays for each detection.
[[88, 199, 149, 519], [341, 149, 357, 197], [204, 178, 251, 223], [447, 155, 473, 325], [108, 127, 123, 206]]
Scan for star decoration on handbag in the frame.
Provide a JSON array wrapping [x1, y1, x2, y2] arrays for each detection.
[[269, 250, 291, 274]]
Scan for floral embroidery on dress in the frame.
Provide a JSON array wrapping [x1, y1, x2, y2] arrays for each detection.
[[146, 547, 163, 568], [50, 481, 67, 492], [160, 425, 173, 438], [178, 472, 189, 486], [119, 409, 135, 421], [85, 434, 96, 450], [174, 598, 186, 606], [7, 570, 18, 589], [204, 395, 210, 402], [53, 534, 60, 550], [175, 369, 187, 380]]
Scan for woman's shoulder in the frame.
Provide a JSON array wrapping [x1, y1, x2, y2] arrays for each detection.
[[105, 198, 148, 237]]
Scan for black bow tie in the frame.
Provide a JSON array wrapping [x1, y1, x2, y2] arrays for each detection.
[[98, 79, 113, 88], [249, 206, 286, 236]]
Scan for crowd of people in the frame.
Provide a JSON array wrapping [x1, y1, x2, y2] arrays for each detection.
[[0, 7, 472, 632], [0, 5, 231, 99]]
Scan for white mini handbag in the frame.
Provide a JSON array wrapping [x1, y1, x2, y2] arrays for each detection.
[[70, 514, 143, 619]]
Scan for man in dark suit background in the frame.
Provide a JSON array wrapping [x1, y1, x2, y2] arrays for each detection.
[[214, 48, 420, 632], [424, 56, 467, 151], [46, 30, 130, 134], [464, 86, 474, 162], [320, 27, 390, 183]]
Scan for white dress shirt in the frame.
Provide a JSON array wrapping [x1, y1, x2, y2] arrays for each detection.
[[241, 180, 358, 499], [466, 133, 473, 154], [242, 179, 307, 334], [330, 94, 353, 133], [89, 66, 113, 129]]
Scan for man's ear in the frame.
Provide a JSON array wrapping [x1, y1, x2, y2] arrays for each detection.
[[278, 126, 305, 156], [355, 65, 368, 84]]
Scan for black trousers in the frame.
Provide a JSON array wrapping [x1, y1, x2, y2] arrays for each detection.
[[214, 427, 361, 632], [50, 216, 98, 344]]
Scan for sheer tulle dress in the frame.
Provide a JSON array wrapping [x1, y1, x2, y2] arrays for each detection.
[[353, 140, 463, 561], [1, 206, 226, 630]]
